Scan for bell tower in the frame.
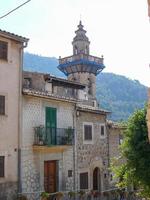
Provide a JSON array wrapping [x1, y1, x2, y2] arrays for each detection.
[[58, 21, 105, 100]]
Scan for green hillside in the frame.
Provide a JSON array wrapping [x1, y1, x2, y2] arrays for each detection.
[[23, 52, 147, 121]]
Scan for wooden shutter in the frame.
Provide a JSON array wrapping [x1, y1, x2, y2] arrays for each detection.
[[84, 125, 92, 140], [80, 172, 88, 189], [0, 41, 7, 60], [0, 156, 4, 177], [0, 95, 5, 115]]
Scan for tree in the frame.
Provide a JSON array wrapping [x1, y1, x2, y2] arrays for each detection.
[[111, 107, 150, 198]]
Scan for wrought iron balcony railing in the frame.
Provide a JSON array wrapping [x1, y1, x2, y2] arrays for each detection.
[[34, 126, 74, 146]]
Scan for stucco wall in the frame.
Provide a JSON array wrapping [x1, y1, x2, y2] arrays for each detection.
[[0, 36, 22, 194]]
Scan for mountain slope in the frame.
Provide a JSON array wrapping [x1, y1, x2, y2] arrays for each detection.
[[23, 52, 147, 121], [96, 73, 147, 121]]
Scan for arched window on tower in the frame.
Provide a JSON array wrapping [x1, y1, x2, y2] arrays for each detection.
[[85, 46, 88, 54], [74, 46, 78, 55]]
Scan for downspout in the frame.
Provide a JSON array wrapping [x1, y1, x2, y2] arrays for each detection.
[[18, 41, 28, 195], [106, 118, 110, 190], [72, 103, 77, 192]]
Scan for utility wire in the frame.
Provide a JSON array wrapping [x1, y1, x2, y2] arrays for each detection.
[[0, 0, 31, 20]]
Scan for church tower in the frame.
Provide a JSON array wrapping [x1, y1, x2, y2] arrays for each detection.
[[58, 21, 105, 100]]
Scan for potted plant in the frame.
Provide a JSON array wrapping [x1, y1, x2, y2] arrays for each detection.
[[68, 191, 76, 200], [40, 192, 49, 200], [17, 195, 28, 200], [55, 192, 64, 200], [78, 190, 86, 200]]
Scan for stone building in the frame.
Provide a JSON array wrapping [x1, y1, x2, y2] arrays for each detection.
[[0, 30, 28, 199], [107, 120, 125, 188], [21, 71, 86, 197]]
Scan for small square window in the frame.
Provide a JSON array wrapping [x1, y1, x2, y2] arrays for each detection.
[[68, 170, 72, 177], [84, 125, 92, 140], [24, 78, 32, 88], [0, 95, 5, 115], [0, 156, 4, 177], [0, 41, 8, 60], [80, 172, 88, 189]]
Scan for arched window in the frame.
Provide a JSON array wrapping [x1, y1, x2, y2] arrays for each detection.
[[74, 46, 78, 55], [85, 45, 88, 54]]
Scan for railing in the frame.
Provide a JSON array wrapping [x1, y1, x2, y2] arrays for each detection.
[[59, 54, 103, 65], [34, 127, 74, 146]]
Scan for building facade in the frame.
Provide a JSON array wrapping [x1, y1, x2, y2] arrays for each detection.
[[0, 30, 28, 199], [0, 22, 124, 200]]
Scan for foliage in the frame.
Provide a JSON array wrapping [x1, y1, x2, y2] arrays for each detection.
[[55, 192, 64, 200], [68, 191, 76, 199], [111, 107, 150, 198], [40, 192, 49, 199], [23, 53, 147, 121], [17, 195, 28, 200]]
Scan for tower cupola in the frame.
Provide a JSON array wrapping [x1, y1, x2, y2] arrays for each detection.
[[58, 21, 105, 99], [72, 21, 90, 55]]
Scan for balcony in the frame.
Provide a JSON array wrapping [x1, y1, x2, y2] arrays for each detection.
[[59, 54, 104, 65], [34, 126, 74, 147], [58, 53, 105, 76]]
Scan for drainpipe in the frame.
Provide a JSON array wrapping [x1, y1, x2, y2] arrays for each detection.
[[18, 41, 28, 195], [72, 103, 77, 192]]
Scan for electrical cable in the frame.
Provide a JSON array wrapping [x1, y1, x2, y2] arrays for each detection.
[[0, 0, 31, 20]]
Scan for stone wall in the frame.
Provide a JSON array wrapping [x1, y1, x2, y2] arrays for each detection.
[[76, 111, 109, 191], [0, 181, 17, 200], [22, 95, 75, 196], [107, 121, 125, 188]]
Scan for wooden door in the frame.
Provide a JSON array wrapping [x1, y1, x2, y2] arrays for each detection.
[[93, 167, 101, 191], [44, 160, 57, 193], [45, 107, 57, 145]]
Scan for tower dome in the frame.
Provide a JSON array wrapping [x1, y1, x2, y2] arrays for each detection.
[[72, 21, 90, 55]]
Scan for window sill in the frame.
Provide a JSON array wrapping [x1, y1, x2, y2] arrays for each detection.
[[83, 140, 94, 144], [100, 135, 106, 139], [0, 114, 8, 118]]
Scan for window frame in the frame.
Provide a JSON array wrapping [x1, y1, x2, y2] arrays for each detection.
[[0, 156, 5, 178], [0, 40, 8, 61], [83, 122, 94, 144]]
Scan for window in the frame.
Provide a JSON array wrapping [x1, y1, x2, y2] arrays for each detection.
[[0, 156, 4, 177], [84, 124, 92, 140], [119, 134, 123, 145], [101, 125, 104, 136], [0, 95, 5, 115], [80, 172, 88, 189], [24, 78, 32, 88], [68, 170, 72, 177], [100, 124, 106, 138], [0, 41, 8, 60]]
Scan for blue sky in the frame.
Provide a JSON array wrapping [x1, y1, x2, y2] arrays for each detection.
[[0, 0, 150, 86]]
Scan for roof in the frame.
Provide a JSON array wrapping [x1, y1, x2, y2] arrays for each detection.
[[45, 74, 86, 89], [107, 120, 126, 129], [0, 29, 29, 43], [76, 104, 110, 115], [23, 88, 78, 103]]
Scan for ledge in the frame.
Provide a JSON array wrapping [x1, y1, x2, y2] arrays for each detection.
[[33, 145, 72, 153]]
